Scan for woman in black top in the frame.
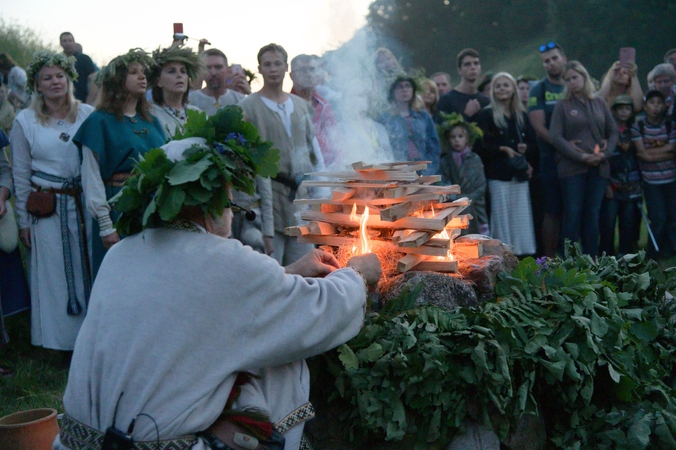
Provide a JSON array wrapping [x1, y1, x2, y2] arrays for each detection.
[[474, 72, 538, 255]]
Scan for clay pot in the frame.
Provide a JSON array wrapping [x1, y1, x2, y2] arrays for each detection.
[[0, 408, 60, 450]]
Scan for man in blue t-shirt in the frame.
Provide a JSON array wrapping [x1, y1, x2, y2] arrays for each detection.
[[528, 42, 567, 257]]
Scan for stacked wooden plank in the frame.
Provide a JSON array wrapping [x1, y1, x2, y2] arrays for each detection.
[[285, 161, 484, 273]]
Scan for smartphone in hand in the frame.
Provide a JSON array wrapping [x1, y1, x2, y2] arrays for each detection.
[[173, 23, 186, 41], [231, 64, 245, 77], [619, 47, 636, 67]]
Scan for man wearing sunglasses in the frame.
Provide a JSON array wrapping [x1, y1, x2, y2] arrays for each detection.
[[528, 42, 567, 257]]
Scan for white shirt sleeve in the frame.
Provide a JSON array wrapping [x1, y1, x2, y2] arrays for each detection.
[[257, 175, 274, 238], [81, 146, 116, 236], [9, 121, 32, 228]]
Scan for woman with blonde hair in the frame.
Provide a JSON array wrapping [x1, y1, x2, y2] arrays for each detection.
[[420, 78, 440, 117], [74, 49, 165, 278], [550, 60, 618, 256], [474, 72, 538, 255], [10, 51, 94, 353], [596, 61, 643, 112], [372, 47, 404, 114]]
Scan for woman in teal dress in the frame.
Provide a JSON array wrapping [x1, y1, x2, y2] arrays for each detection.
[[75, 49, 165, 278]]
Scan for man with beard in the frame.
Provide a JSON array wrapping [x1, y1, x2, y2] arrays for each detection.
[[54, 123, 382, 450], [188, 48, 245, 116], [437, 49, 489, 120], [528, 42, 567, 257]]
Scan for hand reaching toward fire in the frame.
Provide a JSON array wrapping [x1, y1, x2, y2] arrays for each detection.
[[348, 253, 382, 287], [285, 249, 341, 278]]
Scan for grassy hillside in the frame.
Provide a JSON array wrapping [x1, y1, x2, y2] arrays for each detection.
[[483, 38, 547, 80], [0, 19, 54, 68]]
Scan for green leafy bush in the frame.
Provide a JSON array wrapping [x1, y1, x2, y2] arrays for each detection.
[[322, 244, 676, 449]]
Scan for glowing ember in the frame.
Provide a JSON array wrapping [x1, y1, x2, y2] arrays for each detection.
[[350, 203, 372, 255]]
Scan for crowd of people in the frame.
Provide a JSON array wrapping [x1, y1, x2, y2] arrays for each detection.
[[0, 31, 675, 448]]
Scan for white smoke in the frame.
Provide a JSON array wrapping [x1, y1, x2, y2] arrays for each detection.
[[318, 27, 395, 169]]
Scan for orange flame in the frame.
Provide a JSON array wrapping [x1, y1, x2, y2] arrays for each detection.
[[433, 226, 455, 261], [350, 203, 372, 254]]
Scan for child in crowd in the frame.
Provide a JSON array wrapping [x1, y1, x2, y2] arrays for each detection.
[[437, 112, 489, 235], [631, 90, 676, 258], [599, 95, 642, 255]]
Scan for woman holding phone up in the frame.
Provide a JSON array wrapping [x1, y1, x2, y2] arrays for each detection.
[[550, 61, 619, 257], [596, 55, 643, 112]]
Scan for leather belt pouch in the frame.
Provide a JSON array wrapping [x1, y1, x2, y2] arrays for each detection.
[[26, 190, 57, 218]]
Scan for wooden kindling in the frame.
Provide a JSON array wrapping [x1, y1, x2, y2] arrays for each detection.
[[285, 161, 483, 274]]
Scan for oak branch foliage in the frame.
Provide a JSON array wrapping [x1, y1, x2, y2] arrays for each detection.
[[319, 244, 676, 449], [112, 107, 279, 235]]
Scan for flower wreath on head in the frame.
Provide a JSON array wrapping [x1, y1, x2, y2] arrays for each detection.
[[111, 106, 280, 236], [436, 112, 484, 147], [148, 46, 205, 86], [94, 48, 156, 87], [25, 50, 78, 94]]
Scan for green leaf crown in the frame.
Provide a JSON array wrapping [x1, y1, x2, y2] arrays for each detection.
[[437, 112, 484, 147], [94, 48, 156, 87], [112, 106, 280, 235], [148, 46, 205, 86], [25, 50, 78, 94]]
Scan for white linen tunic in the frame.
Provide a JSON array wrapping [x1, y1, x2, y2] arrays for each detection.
[[55, 227, 366, 449], [188, 89, 245, 117], [11, 105, 94, 350]]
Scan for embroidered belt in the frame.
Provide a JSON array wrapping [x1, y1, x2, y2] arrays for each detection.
[[274, 402, 315, 434], [60, 413, 198, 450], [104, 172, 133, 187], [274, 402, 315, 450], [32, 172, 91, 316]]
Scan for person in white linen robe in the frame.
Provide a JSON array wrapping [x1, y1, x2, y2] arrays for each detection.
[[11, 103, 93, 350], [54, 225, 376, 449]]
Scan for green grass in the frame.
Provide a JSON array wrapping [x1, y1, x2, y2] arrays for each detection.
[[0, 312, 68, 418]]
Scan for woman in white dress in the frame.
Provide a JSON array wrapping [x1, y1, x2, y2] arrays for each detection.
[[10, 51, 93, 352], [149, 46, 204, 138]]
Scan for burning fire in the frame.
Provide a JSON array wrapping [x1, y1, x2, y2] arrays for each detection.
[[430, 207, 455, 261], [433, 226, 455, 261], [350, 203, 372, 254]]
